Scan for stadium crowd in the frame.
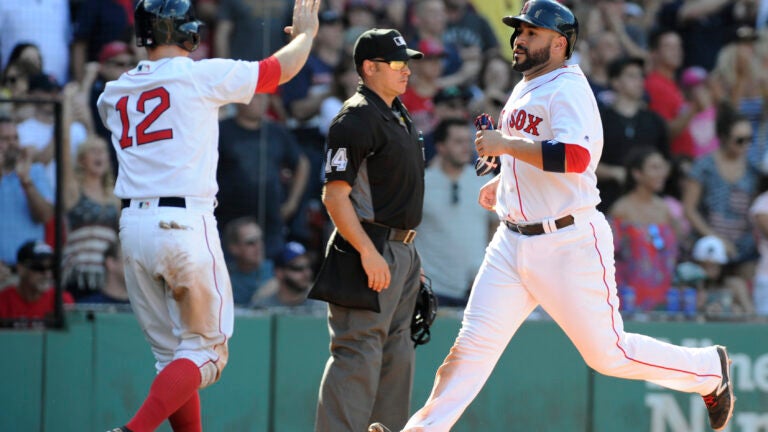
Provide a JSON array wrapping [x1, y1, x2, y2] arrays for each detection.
[[1, 0, 768, 323]]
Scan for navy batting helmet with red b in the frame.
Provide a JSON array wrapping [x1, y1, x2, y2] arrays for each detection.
[[503, 0, 579, 59], [135, 0, 202, 52]]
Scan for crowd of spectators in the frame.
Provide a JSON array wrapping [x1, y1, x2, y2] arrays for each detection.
[[2, 0, 768, 323]]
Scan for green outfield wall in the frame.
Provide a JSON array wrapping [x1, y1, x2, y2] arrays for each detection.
[[1, 310, 766, 432]]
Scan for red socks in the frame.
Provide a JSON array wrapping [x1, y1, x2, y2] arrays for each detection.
[[169, 391, 202, 432], [126, 358, 202, 432]]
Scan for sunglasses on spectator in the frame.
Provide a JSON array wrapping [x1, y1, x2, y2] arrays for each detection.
[[26, 262, 52, 272], [242, 237, 261, 246], [286, 263, 311, 272], [371, 59, 409, 71], [732, 135, 751, 145]]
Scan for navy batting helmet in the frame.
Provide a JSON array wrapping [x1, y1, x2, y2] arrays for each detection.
[[135, 0, 202, 52], [503, 0, 579, 59]]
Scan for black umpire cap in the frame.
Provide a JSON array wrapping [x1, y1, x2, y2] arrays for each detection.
[[353, 28, 423, 67]]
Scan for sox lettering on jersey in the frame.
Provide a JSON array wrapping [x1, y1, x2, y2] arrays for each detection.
[[507, 109, 543, 136]]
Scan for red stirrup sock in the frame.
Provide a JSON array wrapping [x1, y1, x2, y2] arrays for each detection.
[[169, 391, 202, 432], [126, 358, 202, 432]]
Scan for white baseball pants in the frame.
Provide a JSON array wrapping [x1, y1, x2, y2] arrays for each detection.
[[403, 209, 722, 431]]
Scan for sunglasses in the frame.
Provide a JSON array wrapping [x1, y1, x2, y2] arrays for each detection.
[[451, 182, 459, 205], [25, 261, 53, 272], [647, 224, 665, 251], [286, 263, 311, 272], [732, 135, 751, 145], [371, 59, 409, 71]]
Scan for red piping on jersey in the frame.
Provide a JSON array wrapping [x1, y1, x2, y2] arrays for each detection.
[[590, 222, 721, 380], [512, 158, 528, 221], [202, 216, 227, 362], [518, 69, 581, 100]]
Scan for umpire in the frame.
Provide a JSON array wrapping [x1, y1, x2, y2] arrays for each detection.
[[314, 28, 425, 432]]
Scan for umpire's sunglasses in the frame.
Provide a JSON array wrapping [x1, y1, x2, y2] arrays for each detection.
[[370, 59, 410, 71]]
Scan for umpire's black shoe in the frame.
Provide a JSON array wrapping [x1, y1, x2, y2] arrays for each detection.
[[368, 422, 392, 432], [703, 346, 734, 431]]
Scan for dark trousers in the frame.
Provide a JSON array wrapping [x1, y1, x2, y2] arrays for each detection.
[[315, 242, 421, 432]]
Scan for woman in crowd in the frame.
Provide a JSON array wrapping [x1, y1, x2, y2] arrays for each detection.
[[682, 103, 760, 280], [59, 84, 119, 299], [610, 146, 680, 311]]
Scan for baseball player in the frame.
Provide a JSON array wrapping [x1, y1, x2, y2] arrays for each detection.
[[370, 1, 733, 432], [97, 0, 320, 431]]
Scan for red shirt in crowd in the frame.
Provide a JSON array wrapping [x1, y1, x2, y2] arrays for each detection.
[[0, 286, 74, 320], [645, 70, 695, 158]]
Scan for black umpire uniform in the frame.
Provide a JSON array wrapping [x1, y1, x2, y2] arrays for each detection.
[[314, 29, 425, 432]]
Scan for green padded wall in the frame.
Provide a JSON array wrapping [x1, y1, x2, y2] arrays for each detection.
[[1, 311, 767, 432], [0, 329, 44, 432]]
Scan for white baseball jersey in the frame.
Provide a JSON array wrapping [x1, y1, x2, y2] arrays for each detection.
[[495, 64, 602, 223], [97, 57, 264, 199], [404, 64, 726, 432]]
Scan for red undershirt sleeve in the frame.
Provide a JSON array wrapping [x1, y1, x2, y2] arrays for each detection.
[[564, 144, 591, 173], [255, 56, 281, 94]]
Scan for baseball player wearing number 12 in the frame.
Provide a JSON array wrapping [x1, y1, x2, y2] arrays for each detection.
[[371, 1, 735, 432], [96, 0, 321, 431]]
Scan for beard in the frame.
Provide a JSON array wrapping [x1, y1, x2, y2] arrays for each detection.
[[2, 146, 19, 171], [512, 45, 551, 73]]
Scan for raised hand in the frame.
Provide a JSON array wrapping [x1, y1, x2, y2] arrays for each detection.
[[285, 0, 321, 40]]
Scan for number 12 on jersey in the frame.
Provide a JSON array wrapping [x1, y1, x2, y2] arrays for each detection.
[[115, 87, 174, 149]]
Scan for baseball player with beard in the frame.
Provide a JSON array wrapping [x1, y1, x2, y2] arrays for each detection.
[[370, 1, 733, 432], [97, 0, 320, 430]]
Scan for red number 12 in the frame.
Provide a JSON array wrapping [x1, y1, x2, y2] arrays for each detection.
[[115, 87, 173, 149]]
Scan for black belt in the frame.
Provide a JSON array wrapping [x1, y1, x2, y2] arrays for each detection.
[[387, 227, 417, 244], [121, 197, 186, 209], [361, 221, 417, 244], [504, 215, 574, 236]]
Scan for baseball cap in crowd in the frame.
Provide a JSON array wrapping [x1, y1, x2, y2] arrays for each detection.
[[692, 236, 728, 264], [98, 41, 132, 64], [434, 85, 472, 105], [17, 240, 54, 271], [680, 66, 708, 89], [319, 9, 342, 24], [353, 28, 423, 67], [624, 2, 644, 18], [418, 39, 446, 58], [607, 56, 644, 80], [27, 73, 60, 93], [277, 241, 307, 267]]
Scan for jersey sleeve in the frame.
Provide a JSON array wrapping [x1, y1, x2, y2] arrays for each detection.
[[324, 111, 375, 186], [255, 56, 280, 93], [191, 58, 262, 105], [550, 77, 601, 152]]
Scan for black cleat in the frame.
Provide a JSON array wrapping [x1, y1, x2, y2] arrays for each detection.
[[703, 346, 734, 431], [368, 422, 392, 432]]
